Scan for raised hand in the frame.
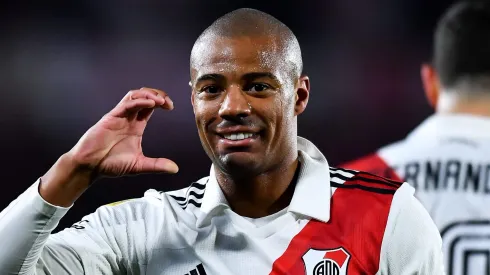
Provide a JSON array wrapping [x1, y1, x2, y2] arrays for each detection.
[[39, 87, 178, 206], [69, 87, 178, 178]]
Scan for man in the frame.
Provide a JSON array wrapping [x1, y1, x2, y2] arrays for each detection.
[[341, 2, 490, 275], [0, 8, 443, 275]]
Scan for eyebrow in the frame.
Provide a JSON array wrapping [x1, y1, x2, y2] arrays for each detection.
[[195, 74, 225, 85], [195, 72, 280, 85], [242, 72, 280, 83]]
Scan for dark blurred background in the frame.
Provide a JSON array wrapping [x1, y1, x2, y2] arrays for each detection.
[[0, 0, 453, 229]]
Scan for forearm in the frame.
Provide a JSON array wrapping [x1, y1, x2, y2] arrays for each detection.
[[0, 181, 70, 274], [40, 153, 94, 207], [0, 153, 93, 274]]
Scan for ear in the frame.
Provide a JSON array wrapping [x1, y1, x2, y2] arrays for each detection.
[[421, 63, 440, 109], [294, 75, 310, 116], [190, 81, 196, 114]]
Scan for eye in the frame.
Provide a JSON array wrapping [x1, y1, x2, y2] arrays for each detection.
[[201, 85, 222, 94], [247, 83, 271, 92]]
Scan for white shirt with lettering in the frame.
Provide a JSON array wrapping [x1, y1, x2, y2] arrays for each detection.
[[343, 114, 490, 275]]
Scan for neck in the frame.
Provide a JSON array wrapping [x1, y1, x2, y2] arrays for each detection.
[[436, 91, 490, 117], [214, 154, 300, 219]]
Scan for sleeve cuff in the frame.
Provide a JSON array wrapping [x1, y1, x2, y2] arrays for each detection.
[[28, 178, 72, 219]]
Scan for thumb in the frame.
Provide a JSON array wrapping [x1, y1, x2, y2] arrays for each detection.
[[134, 156, 179, 174]]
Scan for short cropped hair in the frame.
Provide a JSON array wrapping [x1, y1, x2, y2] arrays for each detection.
[[434, 1, 490, 92], [191, 8, 303, 79]]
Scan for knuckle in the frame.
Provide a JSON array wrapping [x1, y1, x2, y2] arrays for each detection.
[[152, 89, 166, 97], [140, 87, 155, 93], [129, 90, 147, 99], [142, 89, 159, 97], [129, 88, 168, 99]]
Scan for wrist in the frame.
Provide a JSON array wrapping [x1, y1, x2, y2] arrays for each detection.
[[39, 153, 95, 207]]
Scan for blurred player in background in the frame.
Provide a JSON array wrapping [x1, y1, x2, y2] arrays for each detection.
[[0, 8, 443, 275], [342, 1, 490, 275]]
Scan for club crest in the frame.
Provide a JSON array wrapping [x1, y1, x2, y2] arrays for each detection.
[[302, 247, 351, 275]]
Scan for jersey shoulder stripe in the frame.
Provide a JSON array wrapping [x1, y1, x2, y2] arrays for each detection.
[[330, 166, 403, 195], [164, 178, 208, 210], [329, 166, 357, 184], [339, 153, 402, 182]]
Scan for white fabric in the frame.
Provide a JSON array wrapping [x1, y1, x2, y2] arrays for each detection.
[[0, 137, 443, 274], [376, 183, 445, 275], [241, 208, 288, 227], [378, 114, 490, 275]]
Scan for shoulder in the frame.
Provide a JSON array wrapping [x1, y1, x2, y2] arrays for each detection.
[[73, 176, 210, 228], [326, 168, 410, 272], [330, 166, 403, 196], [330, 166, 436, 232], [53, 189, 168, 257], [329, 167, 407, 234], [164, 177, 209, 211], [330, 168, 443, 273], [377, 183, 443, 273], [69, 189, 166, 231], [382, 181, 436, 232], [385, 184, 440, 235], [329, 167, 405, 234]]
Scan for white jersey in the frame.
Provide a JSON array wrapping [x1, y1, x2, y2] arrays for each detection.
[[0, 137, 444, 275], [342, 114, 490, 275]]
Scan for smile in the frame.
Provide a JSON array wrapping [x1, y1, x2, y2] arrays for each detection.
[[222, 132, 255, 141]]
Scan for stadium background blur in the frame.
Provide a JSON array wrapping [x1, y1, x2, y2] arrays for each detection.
[[0, 0, 454, 229]]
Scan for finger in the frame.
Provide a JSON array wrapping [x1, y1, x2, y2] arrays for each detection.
[[134, 156, 179, 174], [140, 87, 174, 110], [110, 98, 157, 118], [128, 89, 166, 106], [163, 95, 174, 110], [139, 87, 167, 97]]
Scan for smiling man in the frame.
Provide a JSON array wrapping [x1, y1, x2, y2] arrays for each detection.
[[0, 8, 443, 275]]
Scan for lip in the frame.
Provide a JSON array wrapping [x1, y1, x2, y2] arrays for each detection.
[[217, 134, 259, 147], [215, 126, 260, 135], [213, 125, 263, 150]]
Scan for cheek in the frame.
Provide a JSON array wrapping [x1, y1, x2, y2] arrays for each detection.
[[193, 107, 207, 135], [193, 105, 213, 151], [271, 94, 296, 138], [259, 97, 289, 134], [194, 100, 218, 129], [275, 92, 296, 119]]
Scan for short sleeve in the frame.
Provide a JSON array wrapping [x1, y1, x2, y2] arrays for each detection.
[[377, 183, 445, 275]]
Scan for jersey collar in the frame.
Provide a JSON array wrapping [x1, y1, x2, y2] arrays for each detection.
[[407, 113, 490, 141], [199, 137, 332, 224]]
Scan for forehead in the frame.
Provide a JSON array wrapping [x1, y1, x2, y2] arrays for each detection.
[[191, 36, 289, 80]]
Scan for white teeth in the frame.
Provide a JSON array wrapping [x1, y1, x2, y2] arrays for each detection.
[[223, 132, 254, 141]]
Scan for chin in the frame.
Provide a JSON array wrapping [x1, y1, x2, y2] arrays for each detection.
[[217, 153, 263, 176]]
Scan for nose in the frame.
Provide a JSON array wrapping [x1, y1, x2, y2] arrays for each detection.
[[218, 85, 251, 119]]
